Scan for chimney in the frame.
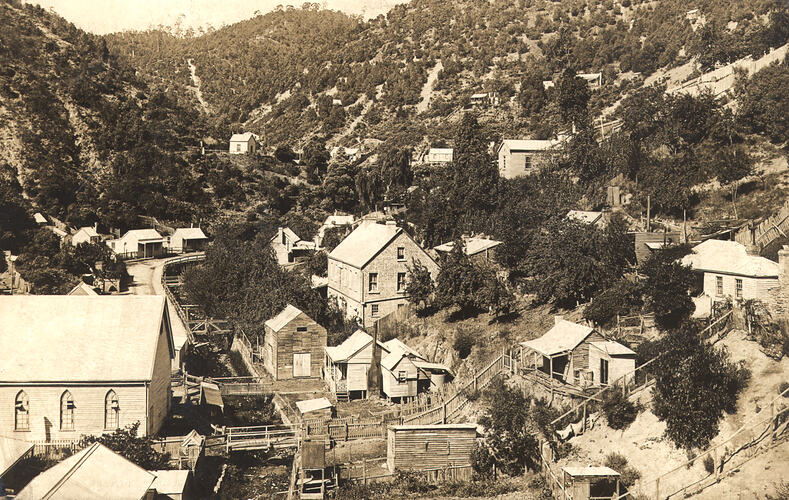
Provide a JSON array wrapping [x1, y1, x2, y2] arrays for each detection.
[[554, 315, 564, 325], [779, 245, 789, 288]]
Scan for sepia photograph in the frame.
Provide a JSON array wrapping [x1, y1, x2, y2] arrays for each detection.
[[0, 0, 788, 498]]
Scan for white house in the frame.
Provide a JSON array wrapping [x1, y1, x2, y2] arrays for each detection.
[[434, 236, 502, 263], [106, 229, 165, 259], [270, 227, 316, 267], [497, 139, 560, 178], [71, 226, 101, 247], [0, 296, 174, 441], [169, 227, 208, 253], [681, 239, 780, 302], [425, 148, 454, 164], [228, 132, 259, 154], [316, 214, 355, 247]]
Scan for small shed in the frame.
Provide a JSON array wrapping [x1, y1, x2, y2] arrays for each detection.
[[295, 397, 335, 419], [170, 227, 208, 253], [151, 469, 197, 500], [229, 132, 259, 154], [387, 424, 477, 476], [561, 466, 621, 500], [263, 305, 327, 380]]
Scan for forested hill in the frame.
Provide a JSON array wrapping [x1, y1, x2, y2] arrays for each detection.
[[106, 0, 788, 147], [0, 0, 212, 240]]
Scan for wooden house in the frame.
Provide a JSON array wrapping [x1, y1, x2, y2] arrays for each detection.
[[433, 236, 502, 264], [151, 470, 197, 500], [387, 424, 477, 476], [634, 231, 681, 265], [169, 227, 208, 253], [380, 339, 452, 402], [0, 296, 174, 441], [106, 229, 165, 259], [324, 329, 390, 400], [229, 132, 259, 154], [520, 318, 635, 388], [561, 466, 622, 500], [497, 139, 560, 179], [681, 239, 780, 302], [270, 227, 316, 267], [425, 147, 453, 164], [71, 225, 101, 247], [0, 435, 34, 493], [327, 221, 439, 327], [263, 305, 327, 380]]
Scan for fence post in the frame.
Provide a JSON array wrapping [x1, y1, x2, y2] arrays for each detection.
[[442, 401, 447, 424], [772, 401, 777, 441], [363, 458, 367, 486], [582, 402, 587, 434], [713, 446, 719, 481], [655, 477, 660, 500]]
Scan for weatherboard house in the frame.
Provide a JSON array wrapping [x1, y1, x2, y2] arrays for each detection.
[[327, 220, 439, 327], [520, 318, 635, 389], [0, 296, 174, 442], [262, 304, 327, 380], [497, 139, 560, 178], [228, 132, 259, 154], [106, 228, 165, 259]]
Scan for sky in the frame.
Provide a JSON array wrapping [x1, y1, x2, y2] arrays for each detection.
[[26, 0, 407, 35]]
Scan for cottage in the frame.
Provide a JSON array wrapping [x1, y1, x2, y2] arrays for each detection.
[[295, 397, 335, 420], [229, 132, 259, 154], [520, 318, 635, 388], [381, 339, 452, 401], [106, 229, 165, 259], [328, 221, 439, 327], [0, 296, 174, 441], [71, 225, 101, 246], [425, 148, 454, 164], [17, 442, 157, 500], [434, 236, 502, 263], [316, 214, 355, 247], [324, 329, 390, 400], [263, 305, 327, 380], [634, 231, 681, 265], [169, 227, 208, 253], [387, 424, 477, 477], [577, 73, 603, 89], [497, 139, 559, 178], [681, 239, 780, 302], [561, 466, 622, 500], [270, 227, 316, 267]]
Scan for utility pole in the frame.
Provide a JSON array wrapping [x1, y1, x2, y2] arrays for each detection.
[[646, 195, 651, 232]]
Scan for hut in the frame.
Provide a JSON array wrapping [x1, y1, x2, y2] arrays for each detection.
[[295, 397, 335, 420], [263, 305, 327, 380], [380, 339, 452, 402], [387, 424, 476, 478], [561, 466, 621, 500]]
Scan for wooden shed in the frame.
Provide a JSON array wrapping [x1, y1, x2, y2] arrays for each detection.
[[387, 424, 477, 475], [295, 397, 335, 420], [263, 305, 327, 380], [561, 466, 621, 500]]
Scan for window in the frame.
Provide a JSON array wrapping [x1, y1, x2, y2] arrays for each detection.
[[716, 276, 724, 296], [282, 232, 287, 244], [15, 391, 29, 431], [524, 155, 532, 172], [236, 144, 241, 152], [397, 247, 405, 260], [371, 304, 379, 317], [735, 278, 743, 300], [105, 390, 119, 430], [397, 272, 407, 292], [368, 273, 378, 292], [397, 370, 407, 383], [297, 326, 308, 333], [60, 391, 74, 431]]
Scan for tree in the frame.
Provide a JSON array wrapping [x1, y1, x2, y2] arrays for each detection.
[[78, 422, 171, 470], [405, 258, 434, 313], [583, 279, 643, 328], [434, 240, 487, 315], [556, 68, 590, 128], [302, 138, 330, 183], [644, 323, 750, 449], [322, 155, 359, 212], [640, 248, 695, 330]]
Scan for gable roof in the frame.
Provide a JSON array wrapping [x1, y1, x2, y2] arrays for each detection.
[[382, 338, 423, 360], [67, 281, 99, 296], [265, 304, 305, 332], [119, 229, 164, 244], [325, 329, 389, 362], [562, 466, 620, 477], [500, 139, 558, 153], [172, 227, 207, 240], [74, 226, 99, 238], [328, 222, 403, 268], [590, 341, 636, 357], [150, 470, 191, 496], [520, 320, 596, 357], [230, 132, 257, 143], [428, 147, 454, 156], [434, 237, 502, 256], [470, 93, 488, 99], [17, 442, 155, 500], [681, 239, 779, 278], [0, 435, 34, 477], [0, 296, 172, 383]]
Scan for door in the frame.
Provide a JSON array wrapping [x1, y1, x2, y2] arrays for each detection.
[[293, 353, 311, 378], [600, 358, 609, 386]]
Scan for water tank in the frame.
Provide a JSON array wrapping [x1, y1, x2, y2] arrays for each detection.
[[430, 372, 446, 391]]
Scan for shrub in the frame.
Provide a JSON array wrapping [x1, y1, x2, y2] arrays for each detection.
[[453, 326, 477, 359], [604, 452, 641, 488], [601, 388, 639, 430], [703, 454, 715, 475], [779, 382, 789, 397]]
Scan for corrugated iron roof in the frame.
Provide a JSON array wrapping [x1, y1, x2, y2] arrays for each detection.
[[265, 304, 304, 332], [590, 341, 635, 357], [681, 239, 779, 277], [296, 397, 333, 413], [325, 329, 389, 362], [328, 222, 402, 268], [0, 435, 34, 477], [520, 320, 595, 357]]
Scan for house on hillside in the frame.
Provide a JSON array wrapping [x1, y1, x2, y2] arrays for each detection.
[[295, 397, 335, 420], [16, 442, 158, 500], [106, 229, 165, 259], [433, 235, 502, 264], [324, 329, 391, 400], [634, 230, 681, 265], [329, 146, 360, 161], [229, 132, 259, 154], [0, 296, 174, 441], [71, 225, 101, 247], [681, 239, 780, 302], [425, 148, 454, 164], [566, 210, 606, 228], [169, 227, 208, 253], [381, 339, 452, 401], [561, 466, 623, 500], [520, 318, 635, 388], [577, 73, 603, 89], [469, 92, 498, 107], [270, 227, 316, 267], [263, 304, 327, 380], [497, 139, 560, 178], [316, 214, 355, 247], [327, 221, 439, 327], [387, 424, 477, 477]]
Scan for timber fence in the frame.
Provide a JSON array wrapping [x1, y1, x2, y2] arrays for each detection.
[[338, 459, 473, 485], [647, 384, 789, 499]]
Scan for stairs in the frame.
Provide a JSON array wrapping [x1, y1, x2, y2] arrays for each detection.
[[335, 391, 349, 403]]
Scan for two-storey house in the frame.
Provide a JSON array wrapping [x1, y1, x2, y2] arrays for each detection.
[[327, 221, 439, 327]]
